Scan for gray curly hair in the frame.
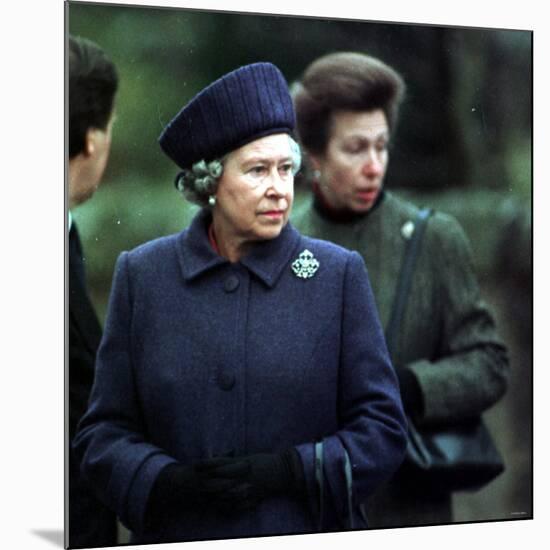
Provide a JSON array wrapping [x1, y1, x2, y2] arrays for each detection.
[[175, 135, 302, 208]]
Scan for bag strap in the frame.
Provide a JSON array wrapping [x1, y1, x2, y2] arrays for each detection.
[[315, 441, 354, 530], [385, 208, 433, 357], [315, 441, 324, 530], [343, 448, 354, 529]]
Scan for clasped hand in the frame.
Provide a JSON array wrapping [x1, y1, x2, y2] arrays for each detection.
[[194, 453, 282, 513], [150, 451, 296, 520]]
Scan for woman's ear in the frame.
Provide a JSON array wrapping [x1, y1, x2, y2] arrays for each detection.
[[308, 154, 322, 171]]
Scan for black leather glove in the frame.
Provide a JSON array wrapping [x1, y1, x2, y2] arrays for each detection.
[[145, 461, 247, 528], [197, 449, 306, 513], [395, 366, 424, 417]]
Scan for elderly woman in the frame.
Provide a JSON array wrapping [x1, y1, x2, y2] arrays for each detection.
[[73, 62, 407, 545], [291, 52, 509, 528]]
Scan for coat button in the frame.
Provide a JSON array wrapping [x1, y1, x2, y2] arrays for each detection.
[[218, 371, 236, 391], [224, 275, 240, 293]]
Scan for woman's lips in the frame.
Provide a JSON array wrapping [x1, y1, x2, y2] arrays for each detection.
[[355, 189, 378, 203], [259, 210, 285, 219]]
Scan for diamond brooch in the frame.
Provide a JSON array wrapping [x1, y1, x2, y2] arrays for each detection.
[[291, 249, 320, 279]]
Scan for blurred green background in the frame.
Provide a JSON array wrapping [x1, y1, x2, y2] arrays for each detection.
[[68, 0, 532, 535]]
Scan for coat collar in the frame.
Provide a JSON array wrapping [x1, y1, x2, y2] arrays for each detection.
[[177, 209, 302, 288]]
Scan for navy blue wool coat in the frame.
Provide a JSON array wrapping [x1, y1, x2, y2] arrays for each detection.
[[73, 210, 407, 544]]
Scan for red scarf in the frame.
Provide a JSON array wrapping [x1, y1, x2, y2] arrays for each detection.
[[208, 223, 220, 255], [311, 181, 384, 223]]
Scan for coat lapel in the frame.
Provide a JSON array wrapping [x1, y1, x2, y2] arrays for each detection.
[[240, 222, 301, 288]]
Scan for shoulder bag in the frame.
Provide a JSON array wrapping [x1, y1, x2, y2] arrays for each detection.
[[387, 208, 505, 492]]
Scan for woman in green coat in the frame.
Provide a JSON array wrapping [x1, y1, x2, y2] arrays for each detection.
[[291, 51, 509, 528]]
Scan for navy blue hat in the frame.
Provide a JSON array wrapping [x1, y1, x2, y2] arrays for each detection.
[[159, 62, 296, 170]]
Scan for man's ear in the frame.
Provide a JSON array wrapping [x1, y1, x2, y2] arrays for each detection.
[[83, 128, 99, 157]]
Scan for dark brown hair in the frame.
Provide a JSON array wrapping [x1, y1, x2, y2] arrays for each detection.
[[69, 35, 118, 158], [292, 52, 405, 155]]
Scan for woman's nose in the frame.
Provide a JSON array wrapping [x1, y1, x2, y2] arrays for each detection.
[[361, 150, 383, 176], [267, 170, 290, 196]]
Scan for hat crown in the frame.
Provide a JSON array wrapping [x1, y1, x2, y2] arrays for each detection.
[[159, 62, 295, 169]]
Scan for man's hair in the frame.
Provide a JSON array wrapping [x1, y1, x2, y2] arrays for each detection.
[[69, 35, 118, 158], [292, 52, 405, 155]]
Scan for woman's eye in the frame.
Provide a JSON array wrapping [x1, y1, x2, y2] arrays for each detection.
[[279, 163, 293, 175], [249, 166, 266, 176], [343, 144, 364, 154]]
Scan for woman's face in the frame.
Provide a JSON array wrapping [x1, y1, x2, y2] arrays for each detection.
[[213, 133, 295, 249], [311, 109, 389, 213]]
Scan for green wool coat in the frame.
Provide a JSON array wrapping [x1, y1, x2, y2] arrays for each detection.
[[292, 190, 509, 527]]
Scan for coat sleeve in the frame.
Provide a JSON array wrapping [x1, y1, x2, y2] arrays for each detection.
[[295, 251, 407, 529], [406, 214, 510, 425], [72, 252, 177, 533]]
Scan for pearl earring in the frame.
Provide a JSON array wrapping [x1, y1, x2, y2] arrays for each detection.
[[313, 169, 321, 181], [208, 195, 216, 207]]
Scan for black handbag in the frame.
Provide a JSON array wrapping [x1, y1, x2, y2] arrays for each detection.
[[387, 208, 505, 492]]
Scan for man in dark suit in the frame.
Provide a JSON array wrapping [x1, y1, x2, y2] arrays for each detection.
[[68, 34, 118, 548]]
